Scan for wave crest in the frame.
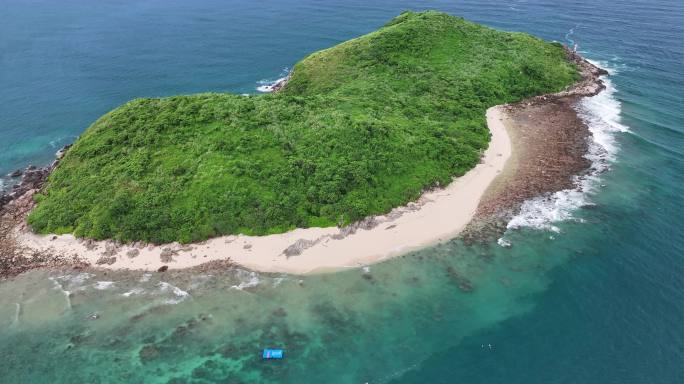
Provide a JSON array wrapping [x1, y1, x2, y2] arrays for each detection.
[[504, 63, 628, 235]]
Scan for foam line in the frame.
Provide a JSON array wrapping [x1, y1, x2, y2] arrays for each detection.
[[505, 62, 628, 234]]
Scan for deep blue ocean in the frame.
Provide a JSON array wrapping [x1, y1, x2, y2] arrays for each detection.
[[1, 1, 683, 383]]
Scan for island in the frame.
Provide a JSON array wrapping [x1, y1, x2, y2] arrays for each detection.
[[0, 11, 606, 276]]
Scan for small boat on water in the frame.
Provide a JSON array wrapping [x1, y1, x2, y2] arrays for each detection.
[[262, 348, 284, 359]]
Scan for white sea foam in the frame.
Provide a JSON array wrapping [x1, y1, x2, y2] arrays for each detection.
[[497, 238, 512, 248], [157, 281, 191, 304], [48, 277, 72, 310], [13, 303, 21, 326], [506, 186, 589, 233], [93, 281, 115, 290], [71, 272, 95, 284], [51, 273, 93, 293], [140, 273, 152, 283], [0, 176, 22, 193], [230, 269, 261, 290], [502, 64, 628, 237], [272, 277, 285, 287], [48, 135, 78, 149], [256, 76, 288, 93], [256, 68, 290, 93], [122, 287, 146, 297], [564, 23, 581, 48], [188, 274, 213, 290], [157, 281, 188, 296]]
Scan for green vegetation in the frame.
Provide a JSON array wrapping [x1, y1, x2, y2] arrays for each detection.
[[28, 11, 579, 243]]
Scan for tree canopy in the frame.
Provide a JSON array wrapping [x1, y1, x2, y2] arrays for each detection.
[[28, 11, 578, 243]]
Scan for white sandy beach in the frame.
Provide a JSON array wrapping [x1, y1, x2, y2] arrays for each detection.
[[16, 106, 511, 274]]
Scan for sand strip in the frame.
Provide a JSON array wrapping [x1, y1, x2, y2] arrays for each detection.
[[0, 50, 608, 278], [13, 107, 511, 274]]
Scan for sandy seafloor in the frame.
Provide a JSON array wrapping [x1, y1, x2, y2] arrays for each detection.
[[1, 0, 684, 383]]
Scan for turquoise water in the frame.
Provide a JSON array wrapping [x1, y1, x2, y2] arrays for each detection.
[[1, 1, 683, 382]]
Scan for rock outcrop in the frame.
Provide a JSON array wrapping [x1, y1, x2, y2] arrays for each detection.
[[0, 145, 71, 210]]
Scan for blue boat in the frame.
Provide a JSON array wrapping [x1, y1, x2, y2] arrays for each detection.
[[262, 348, 284, 359]]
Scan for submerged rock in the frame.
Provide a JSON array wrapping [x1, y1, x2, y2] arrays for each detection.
[[139, 344, 160, 363], [446, 266, 474, 293], [0, 145, 70, 211]]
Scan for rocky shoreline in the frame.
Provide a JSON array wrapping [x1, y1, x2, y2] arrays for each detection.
[[0, 145, 70, 209], [0, 145, 92, 277], [0, 49, 608, 278], [465, 48, 609, 240], [258, 73, 291, 93]]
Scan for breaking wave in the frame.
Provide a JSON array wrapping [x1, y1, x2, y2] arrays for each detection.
[[122, 287, 146, 297], [93, 281, 115, 290], [48, 277, 72, 310], [230, 269, 261, 290], [157, 281, 191, 305], [256, 67, 290, 92], [504, 61, 629, 235], [48, 135, 77, 149]]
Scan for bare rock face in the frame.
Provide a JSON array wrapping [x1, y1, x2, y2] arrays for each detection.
[[332, 217, 378, 240], [0, 145, 72, 210], [283, 238, 321, 257], [269, 74, 291, 93], [0, 195, 90, 276], [95, 256, 116, 265], [55, 145, 70, 159], [159, 248, 176, 263], [540, 48, 609, 100], [101, 242, 120, 257], [0, 194, 12, 208], [84, 239, 97, 251]]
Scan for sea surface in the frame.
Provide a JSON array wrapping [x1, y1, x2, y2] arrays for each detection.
[[1, 0, 683, 382]]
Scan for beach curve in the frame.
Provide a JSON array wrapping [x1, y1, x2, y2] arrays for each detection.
[[13, 106, 511, 274]]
